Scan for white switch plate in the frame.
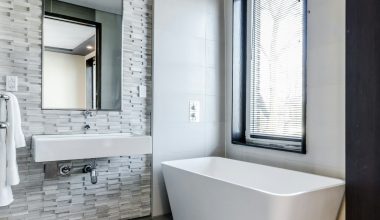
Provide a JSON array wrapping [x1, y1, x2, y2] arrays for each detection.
[[189, 100, 200, 122], [139, 85, 147, 98], [6, 76, 18, 92]]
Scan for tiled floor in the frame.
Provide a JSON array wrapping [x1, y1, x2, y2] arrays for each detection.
[[138, 214, 173, 220]]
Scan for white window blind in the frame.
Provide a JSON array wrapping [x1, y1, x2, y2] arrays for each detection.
[[247, 0, 305, 149]]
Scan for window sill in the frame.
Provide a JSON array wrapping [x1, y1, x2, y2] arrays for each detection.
[[231, 140, 306, 154]]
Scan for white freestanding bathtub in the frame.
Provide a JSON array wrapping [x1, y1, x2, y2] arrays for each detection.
[[162, 157, 344, 220]]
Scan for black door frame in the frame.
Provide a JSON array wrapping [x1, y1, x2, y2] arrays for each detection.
[[346, 1, 380, 219]]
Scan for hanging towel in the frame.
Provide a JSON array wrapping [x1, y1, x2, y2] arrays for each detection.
[[5, 93, 25, 185], [0, 93, 25, 207], [0, 98, 12, 207]]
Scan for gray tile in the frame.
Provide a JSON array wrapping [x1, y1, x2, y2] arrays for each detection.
[[0, 0, 153, 219]]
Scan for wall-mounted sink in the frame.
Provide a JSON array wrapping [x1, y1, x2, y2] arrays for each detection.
[[32, 133, 152, 162]]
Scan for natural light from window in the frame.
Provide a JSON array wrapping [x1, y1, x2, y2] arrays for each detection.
[[248, 0, 304, 143]]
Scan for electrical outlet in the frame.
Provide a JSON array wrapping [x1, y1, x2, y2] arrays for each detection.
[[6, 76, 18, 92], [189, 100, 200, 122], [139, 85, 147, 98]]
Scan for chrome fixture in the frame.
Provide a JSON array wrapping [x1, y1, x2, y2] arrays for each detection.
[[83, 110, 94, 118], [0, 94, 10, 129], [0, 122, 8, 129], [84, 124, 91, 130], [0, 94, 10, 101], [59, 164, 72, 176], [83, 162, 97, 184]]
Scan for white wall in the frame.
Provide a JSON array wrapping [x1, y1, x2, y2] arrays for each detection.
[[152, 0, 225, 216], [43, 51, 86, 109], [224, 0, 346, 186]]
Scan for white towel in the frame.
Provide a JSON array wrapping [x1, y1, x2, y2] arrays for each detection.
[[0, 93, 25, 207], [0, 98, 12, 207]]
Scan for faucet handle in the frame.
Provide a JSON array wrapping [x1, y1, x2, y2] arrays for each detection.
[[59, 164, 72, 176], [83, 164, 93, 173]]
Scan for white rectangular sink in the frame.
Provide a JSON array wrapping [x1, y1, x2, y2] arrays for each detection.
[[32, 133, 152, 162]]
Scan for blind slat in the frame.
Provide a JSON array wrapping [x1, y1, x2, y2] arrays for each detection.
[[248, 0, 305, 142]]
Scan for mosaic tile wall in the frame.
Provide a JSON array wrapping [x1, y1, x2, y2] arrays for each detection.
[[0, 0, 153, 219]]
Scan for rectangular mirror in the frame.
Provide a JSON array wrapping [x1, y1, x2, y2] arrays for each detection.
[[42, 0, 123, 111]]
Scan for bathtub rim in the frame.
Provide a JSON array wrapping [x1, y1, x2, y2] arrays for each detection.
[[161, 157, 345, 197]]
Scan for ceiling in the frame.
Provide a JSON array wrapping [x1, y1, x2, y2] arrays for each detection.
[[58, 0, 123, 15], [44, 18, 96, 51]]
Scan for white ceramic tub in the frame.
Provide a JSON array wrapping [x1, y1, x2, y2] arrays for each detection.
[[162, 157, 344, 220]]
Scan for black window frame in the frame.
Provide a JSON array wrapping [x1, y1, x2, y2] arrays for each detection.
[[231, 0, 307, 154]]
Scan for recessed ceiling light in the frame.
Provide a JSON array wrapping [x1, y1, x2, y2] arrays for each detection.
[[86, 45, 93, 50]]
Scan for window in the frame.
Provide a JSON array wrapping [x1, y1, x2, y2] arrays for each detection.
[[232, 0, 306, 153]]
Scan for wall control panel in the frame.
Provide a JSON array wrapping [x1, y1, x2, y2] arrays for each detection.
[[189, 100, 200, 122], [6, 76, 18, 92]]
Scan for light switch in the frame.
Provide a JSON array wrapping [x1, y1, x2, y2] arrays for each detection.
[[189, 100, 200, 122], [139, 85, 147, 98], [6, 76, 18, 92]]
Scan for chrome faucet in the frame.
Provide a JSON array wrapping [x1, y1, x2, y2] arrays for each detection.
[[83, 163, 97, 184]]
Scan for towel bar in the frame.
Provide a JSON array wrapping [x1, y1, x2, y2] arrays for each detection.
[[0, 94, 9, 101], [0, 94, 9, 129], [0, 122, 8, 129]]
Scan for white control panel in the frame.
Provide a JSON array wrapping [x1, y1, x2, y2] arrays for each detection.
[[6, 76, 18, 92], [189, 100, 200, 122]]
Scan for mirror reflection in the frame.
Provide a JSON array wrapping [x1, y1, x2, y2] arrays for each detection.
[[42, 0, 123, 111]]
